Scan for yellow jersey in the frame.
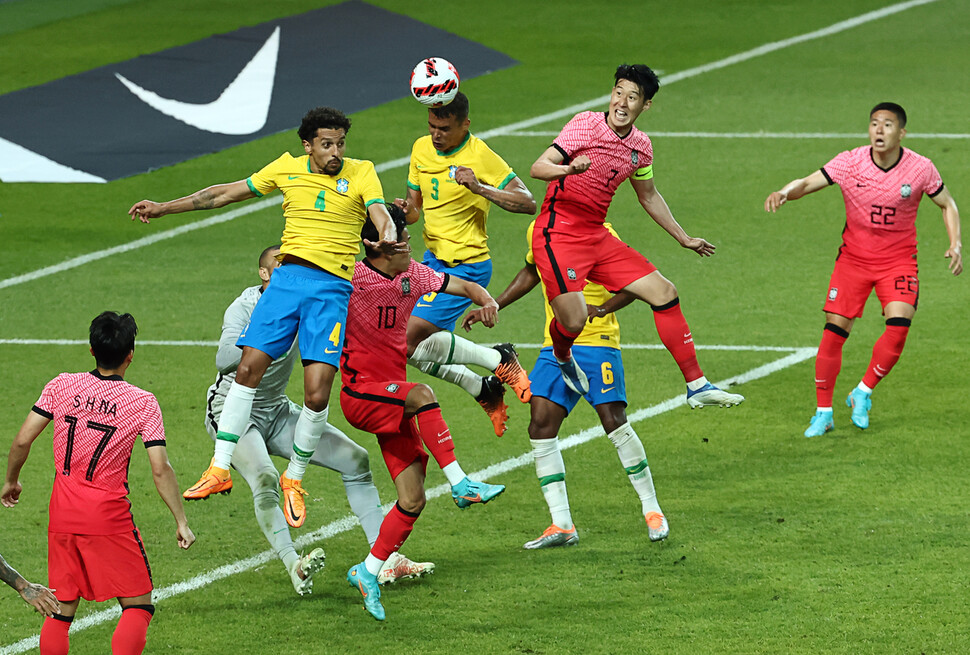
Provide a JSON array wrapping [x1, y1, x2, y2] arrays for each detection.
[[408, 133, 516, 265], [247, 153, 385, 281], [525, 220, 620, 349]]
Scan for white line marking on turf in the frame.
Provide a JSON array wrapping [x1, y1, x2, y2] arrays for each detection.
[[505, 131, 970, 139], [0, 347, 816, 655], [0, 339, 803, 353], [0, 0, 938, 293]]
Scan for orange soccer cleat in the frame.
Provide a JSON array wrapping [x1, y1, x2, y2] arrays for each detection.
[[280, 473, 308, 528], [182, 459, 232, 500], [493, 343, 532, 403], [475, 375, 508, 437]]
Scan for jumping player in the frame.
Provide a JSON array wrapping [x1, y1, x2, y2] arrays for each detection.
[[2, 312, 195, 655], [765, 102, 962, 437], [465, 222, 668, 548], [129, 107, 405, 528], [343, 205, 505, 621], [401, 91, 537, 436], [529, 64, 743, 409]]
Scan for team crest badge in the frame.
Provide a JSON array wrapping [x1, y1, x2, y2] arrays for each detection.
[[828, 287, 838, 301], [567, 268, 577, 281], [336, 178, 349, 193], [900, 184, 911, 198], [448, 165, 457, 179], [402, 277, 411, 295], [632, 151, 639, 166], [385, 383, 400, 393]]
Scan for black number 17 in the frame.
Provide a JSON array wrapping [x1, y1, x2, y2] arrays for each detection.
[[63, 415, 118, 481]]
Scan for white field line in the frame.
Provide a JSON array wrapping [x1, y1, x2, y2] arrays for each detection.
[[505, 131, 970, 139], [0, 339, 803, 353], [0, 346, 816, 655], [0, 0, 939, 293]]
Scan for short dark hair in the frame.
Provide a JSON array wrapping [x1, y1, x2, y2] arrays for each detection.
[[90, 311, 137, 369], [870, 102, 907, 128], [259, 244, 281, 269], [430, 91, 469, 122], [614, 64, 660, 100], [298, 107, 352, 143], [361, 203, 407, 258]]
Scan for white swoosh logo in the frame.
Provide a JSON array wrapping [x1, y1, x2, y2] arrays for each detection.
[[114, 26, 280, 135]]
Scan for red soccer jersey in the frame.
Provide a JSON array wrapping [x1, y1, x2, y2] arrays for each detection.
[[536, 111, 653, 233], [341, 259, 447, 384], [822, 146, 944, 266], [34, 371, 166, 535]]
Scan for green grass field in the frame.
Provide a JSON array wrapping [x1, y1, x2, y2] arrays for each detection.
[[2, 1, 969, 653]]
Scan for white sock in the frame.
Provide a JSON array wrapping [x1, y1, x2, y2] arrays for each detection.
[[213, 383, 256, 469], [607, 422, 662, 515], [443, 461, 467, 487], [284, 406, 328, 481], [342, 472, 384, 547], [686, 376, 709, 392], [411, 331, 502, 371], [857, 382, 873, 394], [251, 483, 298, 571], [530, 437, 572, 530], [816, 406, 833, 413], [364, 552, 384, 577], [408, 358, 484, 397]]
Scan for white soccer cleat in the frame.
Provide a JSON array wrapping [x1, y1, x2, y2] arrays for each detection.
[[377, 551, 436, 585], [645, 511, 669, 542], [523, 524, 579, 550], [686, 382, 744, 408], [289, 547, 326, 596]]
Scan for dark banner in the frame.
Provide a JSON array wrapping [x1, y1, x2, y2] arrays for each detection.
[[0, 1, 516, 183]]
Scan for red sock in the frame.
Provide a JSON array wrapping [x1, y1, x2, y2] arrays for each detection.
[[549, 317, 581, 361], [652, 299, 703, 382], [40, 615, 71, 655], [371, 502, 420, 561], [414, 403, 455, 469], [862, 320, 910, 389], [112, 606, 153, 655], [815, 324, 849, 407]]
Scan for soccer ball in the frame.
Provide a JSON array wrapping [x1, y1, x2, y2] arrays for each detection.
[[409, 57, 460, 107]]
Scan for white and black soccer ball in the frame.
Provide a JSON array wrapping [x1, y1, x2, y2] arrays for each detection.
[[409, 57, 460, 107]]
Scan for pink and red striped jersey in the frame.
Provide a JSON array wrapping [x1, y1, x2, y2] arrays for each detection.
[[33, 371, 166, 535], [822, 146, 944, 266], [536, 111, 653, 232], [341, 259, 447, 385]]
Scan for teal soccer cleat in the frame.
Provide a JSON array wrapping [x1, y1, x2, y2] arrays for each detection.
[[846, 388, 872, 429], [347, 563, 385, 621], [555, 354, 590, 395], [451, 477, 505, 509], [804, 409, 834, 438]]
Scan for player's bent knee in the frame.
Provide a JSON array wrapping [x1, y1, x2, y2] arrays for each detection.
[[408, 383, 437, 406], [399, 494, 426, 514]]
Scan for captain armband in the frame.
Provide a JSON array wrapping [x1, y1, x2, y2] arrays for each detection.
[[632, 165, 654, 181]]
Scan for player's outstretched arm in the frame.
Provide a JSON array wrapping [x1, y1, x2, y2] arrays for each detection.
[[444, 276, 499, 328], [363, 203, 409, 255], [587, 290, 637, 322], [454, 168, 537, 214], [764, 170, 830, 212], [530, 146, 591, 181], [460, 263, 540, 331], [631, 177, 715, 257], [128, 180, 256, 224], [146, 446, 195, 550], [1, 411, 50, 508], [0, 553, 60, 616], [929, 186, 963, 276]]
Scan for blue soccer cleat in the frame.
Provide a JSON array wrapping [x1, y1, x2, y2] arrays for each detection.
[[804, 409, 834, 438], [555, 353, 590, 395], [347, 563, 385, 621], [846, 388, 872, 429], [451, 477, 505, 509], [686, 382, 744, 408]]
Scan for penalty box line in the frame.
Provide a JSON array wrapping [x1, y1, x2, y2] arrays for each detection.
[[0, 347, 815, 655]]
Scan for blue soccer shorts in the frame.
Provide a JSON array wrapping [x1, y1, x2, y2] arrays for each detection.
[[410, 251, 492, 331], [529, 345, 626, 412], [238, 262, 351, 367]]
